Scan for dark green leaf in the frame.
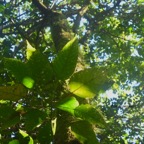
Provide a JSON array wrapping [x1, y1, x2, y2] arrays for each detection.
[[71, 120, 99, 144], [4, 58, 31, 82], [37, 122, 53, 144], [0, 104, 20, 130], [26, 51, 53, 82], [24, 109, 47, 131], [74, 104, 106, 127], [2, 112, 20, 130], [53, 37, 78, 80]]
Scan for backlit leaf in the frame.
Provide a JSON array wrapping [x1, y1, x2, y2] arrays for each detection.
[[26, 40, 36, 60], [19, 129, 34, 144], [57, 97, 79, 115], [22, 77, 35, 89], [9, 140, 20, 144], [69, 67, 112, 98]]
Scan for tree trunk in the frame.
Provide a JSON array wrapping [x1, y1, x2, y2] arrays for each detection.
[[54, 111, 81, 144], [32, 1, 81, 143]]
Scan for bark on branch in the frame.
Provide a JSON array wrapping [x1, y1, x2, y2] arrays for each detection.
[[32, 0, 74, 51], [32, 0, 51, 14], [31, 1, 79, 144]]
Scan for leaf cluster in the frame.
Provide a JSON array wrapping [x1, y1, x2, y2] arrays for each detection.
[[0, 37, 113, 143]]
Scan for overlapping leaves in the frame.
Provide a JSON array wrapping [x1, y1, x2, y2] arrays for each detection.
[[4, 51, 53, 89], [2, 38, 109, 143]]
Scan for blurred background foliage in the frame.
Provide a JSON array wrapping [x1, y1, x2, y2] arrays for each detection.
[[0, 0, 144, 143]]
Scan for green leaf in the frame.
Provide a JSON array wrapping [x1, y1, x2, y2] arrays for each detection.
[[57, 97, 79, 115], [69, 67, 112, 98], [71, 120, 99, 144], [26, 51, 53, 82], [26, 40, 36, 60], [0, 5, 5, 12], [0, 104, 20, 130], [4, 58, 31, 82], [138, 0, 144, 4], [9, 140, 20, 144], [22, 77, 35, 89], [19, 129, 29, 137], [19, 129, 34, 144], [0, 84, 27, 101], [24, 109, 47, 131], [2, 112, 20, 130], [37, 122, 53, 144], [0, 105, 15, 121], [53, 36, 78, 80], [74, 104, 106, 127]]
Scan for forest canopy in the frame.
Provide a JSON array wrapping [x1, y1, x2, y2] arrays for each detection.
[[0, 0, 144, 143]]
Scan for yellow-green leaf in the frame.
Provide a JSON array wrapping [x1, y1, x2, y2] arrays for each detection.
[[0, 84, 27, 101], [9, 140, 20, 144], [26, 40, 36, 60], [69, 67, 112, 98], [19, 129, 34, 144], [57, 97, 79, 115], [22, 77, 35, 89]]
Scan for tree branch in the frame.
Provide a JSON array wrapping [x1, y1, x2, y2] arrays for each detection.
[[73, 5, 89, 33], [32, 0, 51, 14], [32, 0, 74, 51]]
